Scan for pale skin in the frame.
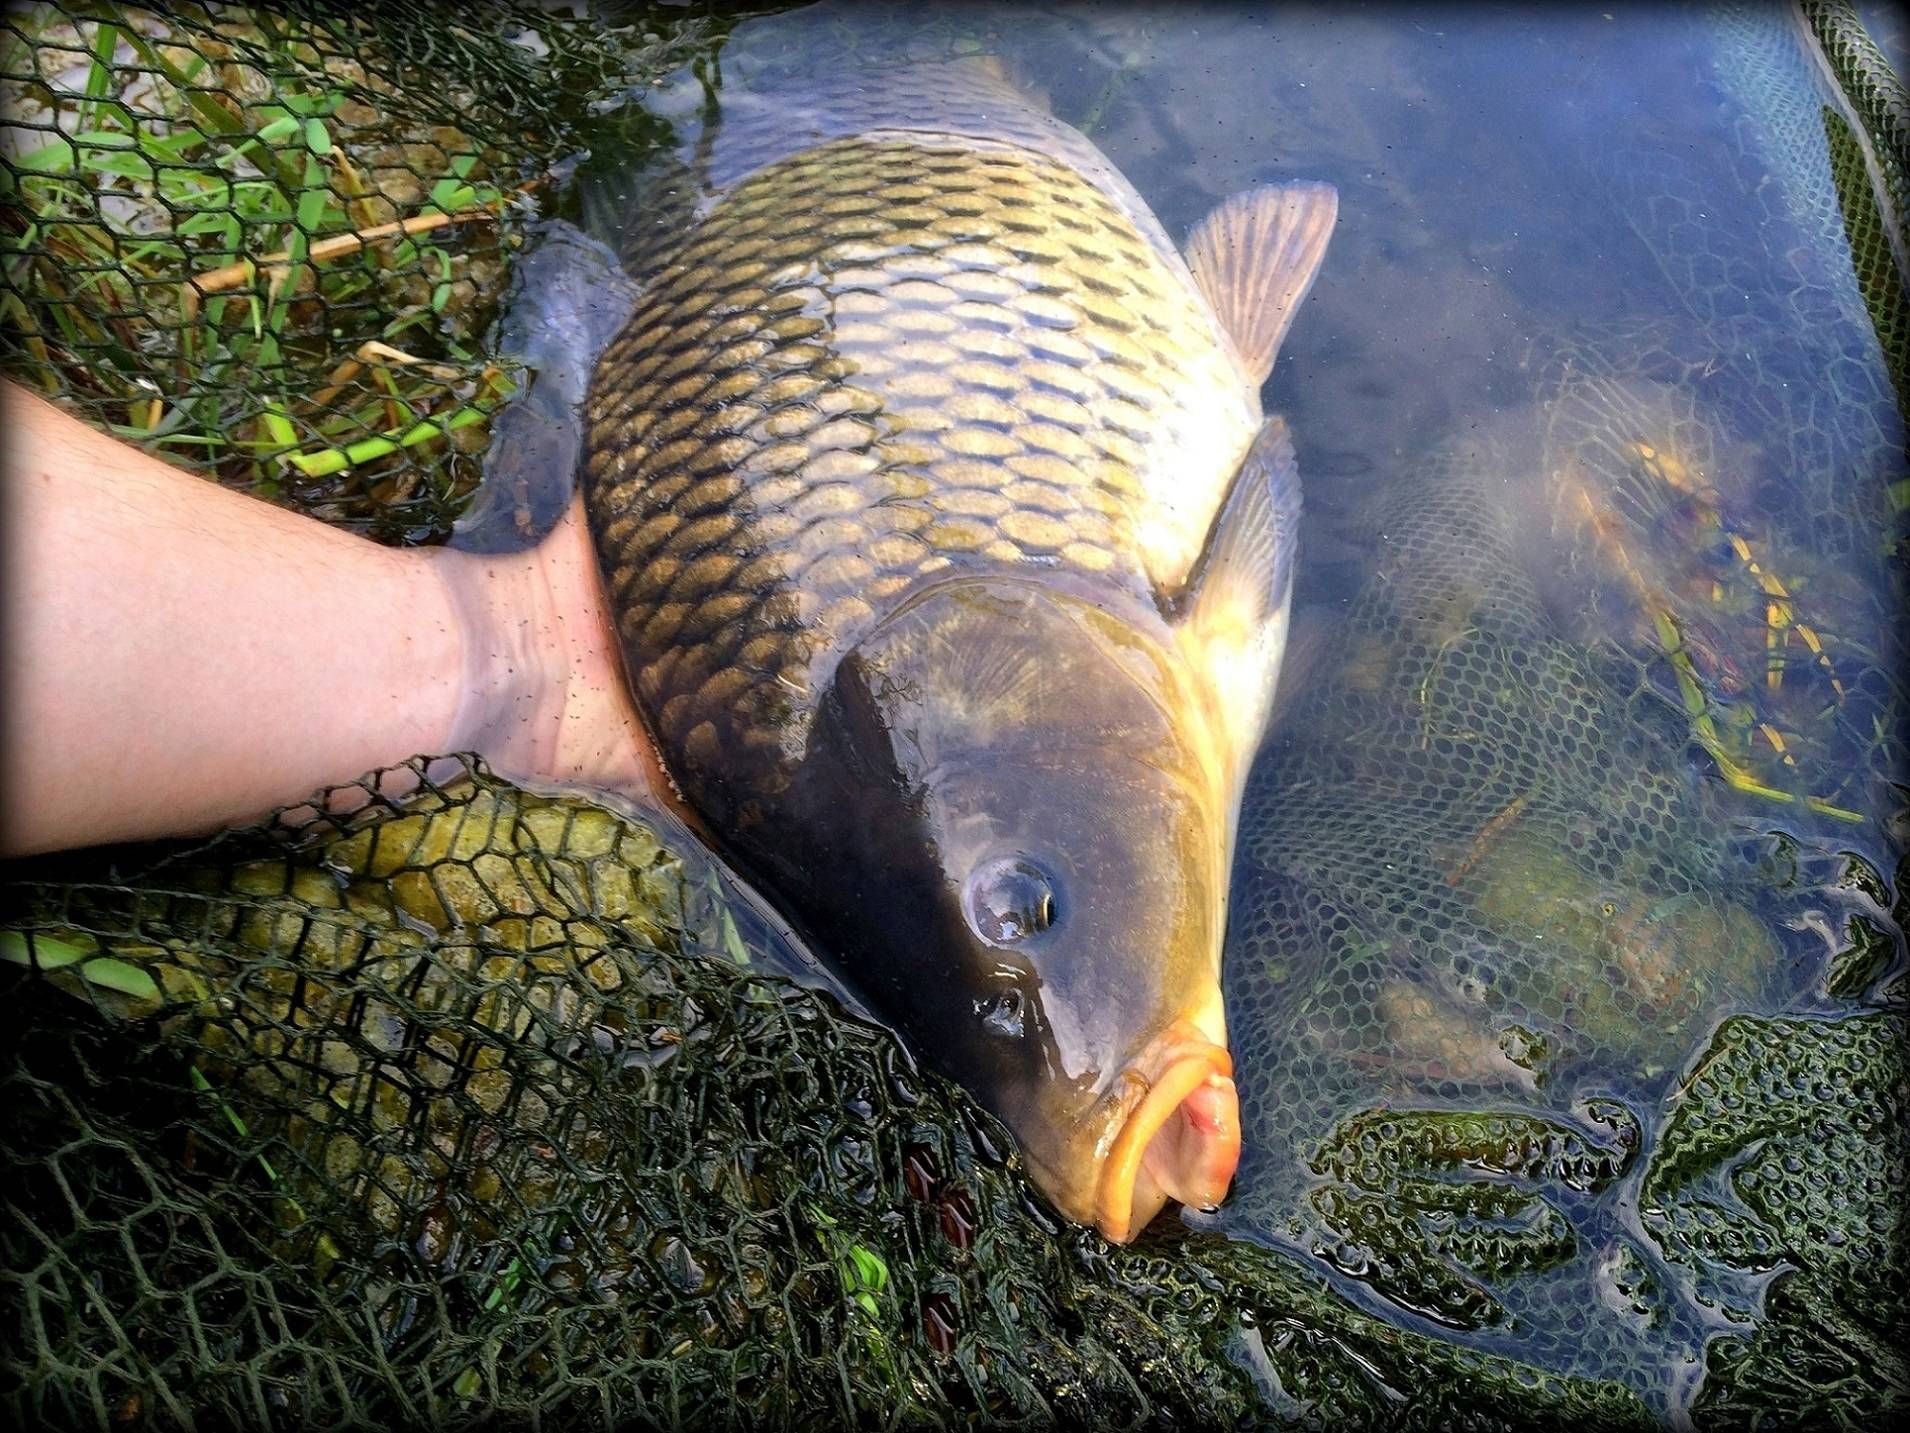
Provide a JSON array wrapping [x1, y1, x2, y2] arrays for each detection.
[[0, 381, 662, 858]]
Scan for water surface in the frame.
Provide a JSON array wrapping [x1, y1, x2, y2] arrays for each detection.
[[564, 2, 1907, 1415]]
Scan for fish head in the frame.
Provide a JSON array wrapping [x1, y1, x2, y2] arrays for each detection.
[[794, 579, 1239, 1242]]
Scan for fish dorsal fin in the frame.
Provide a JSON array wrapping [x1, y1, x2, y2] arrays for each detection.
[[1185, 181, 1338, 388], [1168, 417, 1302, 786]]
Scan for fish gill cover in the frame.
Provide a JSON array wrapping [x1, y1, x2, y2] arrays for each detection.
[[0, 2, 1905, 1429]]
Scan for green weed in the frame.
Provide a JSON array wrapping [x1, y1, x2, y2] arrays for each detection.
[[2, 4, 526, 540]]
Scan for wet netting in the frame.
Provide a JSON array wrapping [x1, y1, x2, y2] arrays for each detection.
[[1219, 0, 1909, 1412], [2, 3, 1907, 1430], [0, 1, 751, 542]]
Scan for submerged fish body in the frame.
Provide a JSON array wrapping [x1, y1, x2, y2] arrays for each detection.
[[581, 55, 1336, 1241]]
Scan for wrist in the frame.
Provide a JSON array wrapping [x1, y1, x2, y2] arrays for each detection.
[[420, 498, 660, 801], [424, 542, 561, 771]]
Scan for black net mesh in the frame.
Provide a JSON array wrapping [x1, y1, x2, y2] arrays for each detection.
[[0, 759, 1672, 1431], [2, 2, 1906, 1428], [1211, 0, 1908, 1407], [1221, 435, 1904, 1392]]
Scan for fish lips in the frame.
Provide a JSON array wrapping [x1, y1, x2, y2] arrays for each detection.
[[1024, 1019, 1240, 1243]]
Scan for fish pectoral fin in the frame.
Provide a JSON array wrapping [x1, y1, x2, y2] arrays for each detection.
[[1170, 417, 1301, 630], [1185, 180, 1338, 389], [1167, 417, 1301, 781]]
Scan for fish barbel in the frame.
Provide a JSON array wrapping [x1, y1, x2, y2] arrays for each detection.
[[581, 52, 1335, 1241]]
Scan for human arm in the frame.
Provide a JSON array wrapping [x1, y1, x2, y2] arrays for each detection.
[[0, 381, 658, 856]]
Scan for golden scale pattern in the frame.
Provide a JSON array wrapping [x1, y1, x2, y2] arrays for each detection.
[[583, 134, 1232, 822]]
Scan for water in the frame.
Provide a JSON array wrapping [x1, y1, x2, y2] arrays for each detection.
[[525, 0, 1908, 1416], [3, 0, 1894, 1421], [1036, 4, 1905, 1411]]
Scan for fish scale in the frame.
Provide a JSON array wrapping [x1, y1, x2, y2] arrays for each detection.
[[574, 45, 1332, 1244], [583, 132, 1249, 828]]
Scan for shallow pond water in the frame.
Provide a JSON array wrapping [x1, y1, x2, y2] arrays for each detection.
[[0, 1, 1901, 1425], [570, 1, 1906, 1415]]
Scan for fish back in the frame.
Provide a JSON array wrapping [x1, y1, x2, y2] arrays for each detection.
[[582, 129, 1251, 834]]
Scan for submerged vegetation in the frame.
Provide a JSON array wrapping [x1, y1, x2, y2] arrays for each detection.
[[0, 2, 752, 541]]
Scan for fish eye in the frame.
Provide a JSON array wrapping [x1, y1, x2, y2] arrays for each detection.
[[964, 857, 1060, 947], [976, 987, 1026, 1039]]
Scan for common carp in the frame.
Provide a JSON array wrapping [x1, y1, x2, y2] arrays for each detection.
[[580, 51, 1336, 1242]]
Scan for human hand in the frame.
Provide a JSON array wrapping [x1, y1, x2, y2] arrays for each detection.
[[1, 382, 659, 855], [427, 493, 665, 807]]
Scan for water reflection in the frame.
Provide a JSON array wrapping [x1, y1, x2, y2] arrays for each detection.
[[997, 0, 1905, 1407], [590, 0, 1906, 1412]]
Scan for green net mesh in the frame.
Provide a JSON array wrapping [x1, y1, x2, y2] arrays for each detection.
[[2, 2, 1906, 1428], [0, 760, 1673, 1430]]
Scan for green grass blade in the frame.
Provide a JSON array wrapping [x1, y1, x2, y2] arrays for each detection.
[[0, 929, 161, 999]]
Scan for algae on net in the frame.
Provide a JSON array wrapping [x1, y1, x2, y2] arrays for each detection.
[[1, 757, 1667, 1430]]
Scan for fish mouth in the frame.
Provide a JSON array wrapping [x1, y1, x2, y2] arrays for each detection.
[[1093, 1023, 1240, 1243]]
